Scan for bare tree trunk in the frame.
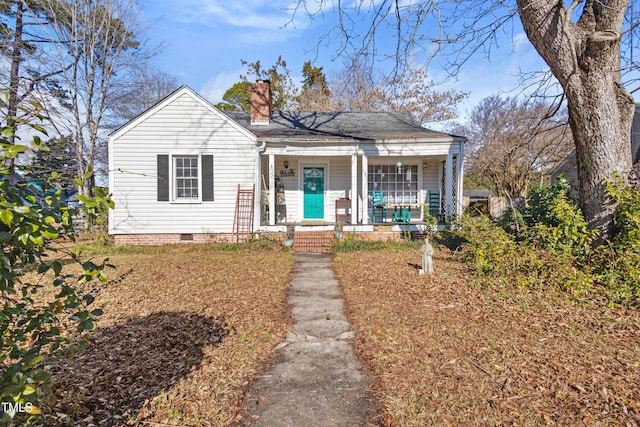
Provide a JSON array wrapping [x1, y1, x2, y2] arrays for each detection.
[[4, 0, 25, 171], [516, 0, 635, 239], [41, 0, 153, 200], [567, 79, 634, 235]]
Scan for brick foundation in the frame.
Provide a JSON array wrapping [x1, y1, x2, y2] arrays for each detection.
[[113, 233, 234, 246], [113, 230, 402, 246], [357, 231, 402, 241]]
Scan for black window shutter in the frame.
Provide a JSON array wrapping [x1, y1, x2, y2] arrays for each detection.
[[157, 155, 169, 201], [202, 155, 214, 201]]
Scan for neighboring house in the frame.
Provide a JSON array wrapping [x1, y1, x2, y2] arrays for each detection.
[[551, 103, 640, 189], [22, 179, 78, 208], [108, 82, 465, 245]]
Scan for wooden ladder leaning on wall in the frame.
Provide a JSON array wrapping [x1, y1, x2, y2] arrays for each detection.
[[232, 184, 255, 243]]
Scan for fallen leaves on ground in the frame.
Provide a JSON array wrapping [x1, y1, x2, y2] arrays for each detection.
[[39, 245, 293, 426], [334, 249, 640, 426]]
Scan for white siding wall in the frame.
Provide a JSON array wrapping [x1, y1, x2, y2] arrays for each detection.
[[110, 92, 257, 235], [327, 157, 352, 222], [260, 156, 356, 223], [422, 157, 443, 200]]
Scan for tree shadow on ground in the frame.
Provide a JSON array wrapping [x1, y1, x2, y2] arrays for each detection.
[[407, 262, 421, 271], [42, 311, 228, 426], [433, 230, 467, 252]]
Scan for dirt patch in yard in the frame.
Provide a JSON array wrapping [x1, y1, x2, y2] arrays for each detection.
[[334, 249, 640, 426], [40, 245, 293, 426]]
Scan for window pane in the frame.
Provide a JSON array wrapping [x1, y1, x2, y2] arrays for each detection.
[[174, 156, 199, 199], [368, 163, 419, 204]]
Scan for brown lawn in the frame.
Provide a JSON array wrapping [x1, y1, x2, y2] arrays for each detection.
[[335, 249, 640, 427], [39, 245, 293, 426], [33, 243, 640, 426]]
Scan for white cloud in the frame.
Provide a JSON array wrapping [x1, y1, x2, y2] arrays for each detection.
[[199, 68, 245, 103], [173, 0, 297, 29], [235, 28, 300, 44], [512, 32, 529, 50]]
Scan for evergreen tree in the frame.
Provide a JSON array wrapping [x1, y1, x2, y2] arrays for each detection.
[[298, 61, 331, 111], [0, 0, 57, 170], [215, 81, 251, 111], [241, 56, 297, 110], [26, 134, 77, 194], [217, 56, 298, 111]]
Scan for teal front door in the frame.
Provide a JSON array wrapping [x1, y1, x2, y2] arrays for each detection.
[[303, 167, 325, 219]]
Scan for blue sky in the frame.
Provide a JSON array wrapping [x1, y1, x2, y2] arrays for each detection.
[[137, 1, 637, 122]]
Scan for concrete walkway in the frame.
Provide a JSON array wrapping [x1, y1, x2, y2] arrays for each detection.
[[244, 253, 375, 426]]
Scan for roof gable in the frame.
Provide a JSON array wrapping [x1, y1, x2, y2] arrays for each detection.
[[110, 86, 256, 141]]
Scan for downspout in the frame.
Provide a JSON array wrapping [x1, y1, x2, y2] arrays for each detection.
[[255, 140, 267, 232]]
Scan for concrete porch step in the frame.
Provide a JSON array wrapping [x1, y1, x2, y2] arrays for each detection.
[[293, 231, 335, 253]]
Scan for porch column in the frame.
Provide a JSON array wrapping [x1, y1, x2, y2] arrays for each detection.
[[254, 150, 262, 231], [361, 153, 368, 224], [268, 154, 276, 225], [351, 153, 358, 224], [456, 151, 464, 217], [445, 152, 453, 220]]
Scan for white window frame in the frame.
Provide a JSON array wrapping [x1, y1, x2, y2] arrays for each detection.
[[368, 163, 419, 204], [170, 153, 202, 204]]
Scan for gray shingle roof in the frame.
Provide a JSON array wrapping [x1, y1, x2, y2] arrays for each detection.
[[223, 110, 460, 142]]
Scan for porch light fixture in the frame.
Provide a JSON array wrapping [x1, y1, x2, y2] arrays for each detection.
[[284, 160, 289, 170], [396, 161, 403, 173]]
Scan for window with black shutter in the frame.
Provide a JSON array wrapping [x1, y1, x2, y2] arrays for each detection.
[[157, 154, 169, 201], [157, 154, 213, 202]]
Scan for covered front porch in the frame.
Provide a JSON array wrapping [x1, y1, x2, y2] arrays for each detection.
[[255, 141, 464, 232]]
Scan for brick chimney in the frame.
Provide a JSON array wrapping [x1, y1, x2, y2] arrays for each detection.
[[250, 80, 271, 125]]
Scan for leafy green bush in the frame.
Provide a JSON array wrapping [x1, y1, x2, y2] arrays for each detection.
[[593, 248, 640, 306], [454, 176, 639, 306], [513, 177, 596, 257], [423, 210, 438, 232], [525, 177, 575, 227], [453, 215, 518, 276], [76, 185, 112, 244], [526, 190, 597, 257], [605, 175, 640, 252], [453, 213, 593, 294], [588, 176, 640, 306], [1, 112, 113, 424]]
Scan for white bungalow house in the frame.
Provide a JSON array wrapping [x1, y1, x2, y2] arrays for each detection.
[[108, 82, 465, 245]]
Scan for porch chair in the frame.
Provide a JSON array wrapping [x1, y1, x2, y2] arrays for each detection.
[[428, 191, 442, 220], [393, 205, 412, 223], [371, 191, 387, 223]]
